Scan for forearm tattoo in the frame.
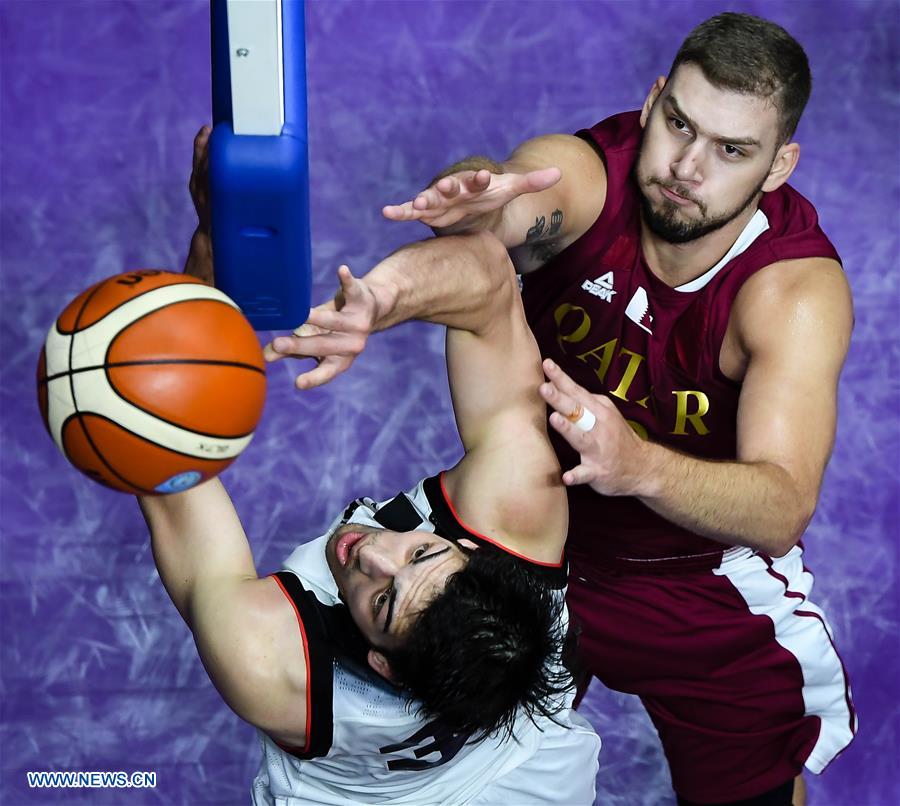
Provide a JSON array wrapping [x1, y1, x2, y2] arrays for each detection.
[[525, 209, 563, 262]]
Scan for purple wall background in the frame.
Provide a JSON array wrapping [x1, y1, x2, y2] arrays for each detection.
[[1, 1, 897, 804]]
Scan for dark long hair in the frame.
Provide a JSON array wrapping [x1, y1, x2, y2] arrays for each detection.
[[384, 546, 572, 740]]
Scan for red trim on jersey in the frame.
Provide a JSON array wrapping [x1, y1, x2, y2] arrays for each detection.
[[271, 573, 313, 754], [438, 472, 564, 567]]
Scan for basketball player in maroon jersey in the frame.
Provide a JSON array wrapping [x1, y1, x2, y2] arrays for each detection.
[[270, 12, 856, 806]]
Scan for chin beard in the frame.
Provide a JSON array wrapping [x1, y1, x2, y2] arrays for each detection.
[[637, 173, 767, 245]]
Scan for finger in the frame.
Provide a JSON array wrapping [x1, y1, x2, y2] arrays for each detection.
[[561, 464, 596, 487], [193, 125, 211, 164], [382, 202, 427, 221], [544, 362, 616, 418], [412, 188, 440, 211], [294, 357, 347, 390], [451, 169, 489, 193], [548, 411, 593, 453], [263, 336, 332, 363], [539, 381, 581, 421], [304, 306, 359, 332], [336, 264, 361, 301], [520, 166, 561, 193], [291, 321, 327, 338], [470, 169, 493, 191], [287, 331, 363, 358], [265, 335, 313, 361], [542, 358, 596, 402], [266, 330, 345, 358], [262, 340, 283, 362], [434, 175, 461, 198]]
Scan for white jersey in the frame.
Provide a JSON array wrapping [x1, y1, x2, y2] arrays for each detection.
[[251, 474, 600, 805]]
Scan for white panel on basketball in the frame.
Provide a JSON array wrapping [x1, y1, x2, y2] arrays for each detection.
[[65, 283, 240, 371], [45, 375, 78, 449], [44, 326, 73, 378], [69, 368, 253, 460]]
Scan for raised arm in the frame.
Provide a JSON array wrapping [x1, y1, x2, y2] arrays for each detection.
[[274, 232, 567, 563], [383, 135, 608, 273], [138, 480, 309, 748]]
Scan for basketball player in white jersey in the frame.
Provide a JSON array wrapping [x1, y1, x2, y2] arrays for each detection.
[[135, 129, 600, 804]]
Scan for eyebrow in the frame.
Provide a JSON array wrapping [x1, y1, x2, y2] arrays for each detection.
[[382, 547, 452, 633], [666, 95, 762, 148], [382, 588, 398, 634]]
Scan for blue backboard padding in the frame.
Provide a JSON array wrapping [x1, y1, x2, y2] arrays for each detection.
[[209, 0, 312, 331]]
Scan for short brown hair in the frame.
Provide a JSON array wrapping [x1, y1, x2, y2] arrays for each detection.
[[671, 13, 812, 144]]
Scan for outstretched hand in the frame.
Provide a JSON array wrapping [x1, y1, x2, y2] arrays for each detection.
[[263, 266, 378, 390], [382, 167, 561, 230], [539, 359, 653, 498]]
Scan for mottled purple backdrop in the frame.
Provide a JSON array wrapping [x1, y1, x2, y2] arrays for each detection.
[[1, 1, 897, 804]]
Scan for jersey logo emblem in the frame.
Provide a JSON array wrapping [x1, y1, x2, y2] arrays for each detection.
[[625, 286, 653, 335], [582, 271, 616, 302]]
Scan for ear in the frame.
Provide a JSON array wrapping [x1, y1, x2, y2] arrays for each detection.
[[640, 76, 667, 127], [761, 142, 800, 193], [367, 649, 398, 683], [458, 538, 479, 552]]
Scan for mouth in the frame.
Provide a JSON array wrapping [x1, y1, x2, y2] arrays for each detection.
[[335, 530, 369, 568], [658, 184, 695, 207]]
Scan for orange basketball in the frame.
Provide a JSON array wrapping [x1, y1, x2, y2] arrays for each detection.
[[37, 270, 266, 495]]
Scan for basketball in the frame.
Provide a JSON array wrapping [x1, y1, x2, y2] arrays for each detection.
[[36, 270, 266, 495]]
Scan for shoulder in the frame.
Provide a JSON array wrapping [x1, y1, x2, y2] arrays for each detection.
[[508, 134, 608, 205], [576, 111, 644, 156], [504, 133, 609, 271], [732, 257, 852, 358], [508, 132, 607, 172]]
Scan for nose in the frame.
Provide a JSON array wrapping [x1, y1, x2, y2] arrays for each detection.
[[670, 141, 703, 183], [357, 543, 399, 577]]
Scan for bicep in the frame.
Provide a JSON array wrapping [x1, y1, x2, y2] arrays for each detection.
[[444, 283, 567, 563], [735, 261, 852, 503], [445, 280, 545, 452], [500, 134, 607, 268], [142, 479, 257, 622], [188, 575, 309, 744]]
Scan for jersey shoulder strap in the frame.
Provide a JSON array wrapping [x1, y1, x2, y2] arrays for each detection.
[[269, 569, 368, 760], [420, 474, 568, 589]]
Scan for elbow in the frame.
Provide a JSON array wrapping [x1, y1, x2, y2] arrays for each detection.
[[473, 230, 518, 300], [770, 496, 817, 558], [769, 533, 800, 559]]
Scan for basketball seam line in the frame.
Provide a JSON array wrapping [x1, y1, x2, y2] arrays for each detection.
[[64, 411, 243, 465], [66, 283, 157, 495], [39, 358, 266, 385], [53, 273, 207, 334], [103, 373, 260, 442], [100, 296, 242, 371]]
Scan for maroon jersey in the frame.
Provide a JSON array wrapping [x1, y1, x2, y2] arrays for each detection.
[[521, 111, 840, 570]]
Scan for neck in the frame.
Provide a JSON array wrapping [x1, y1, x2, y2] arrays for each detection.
[[640, 203, 759, 288]]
